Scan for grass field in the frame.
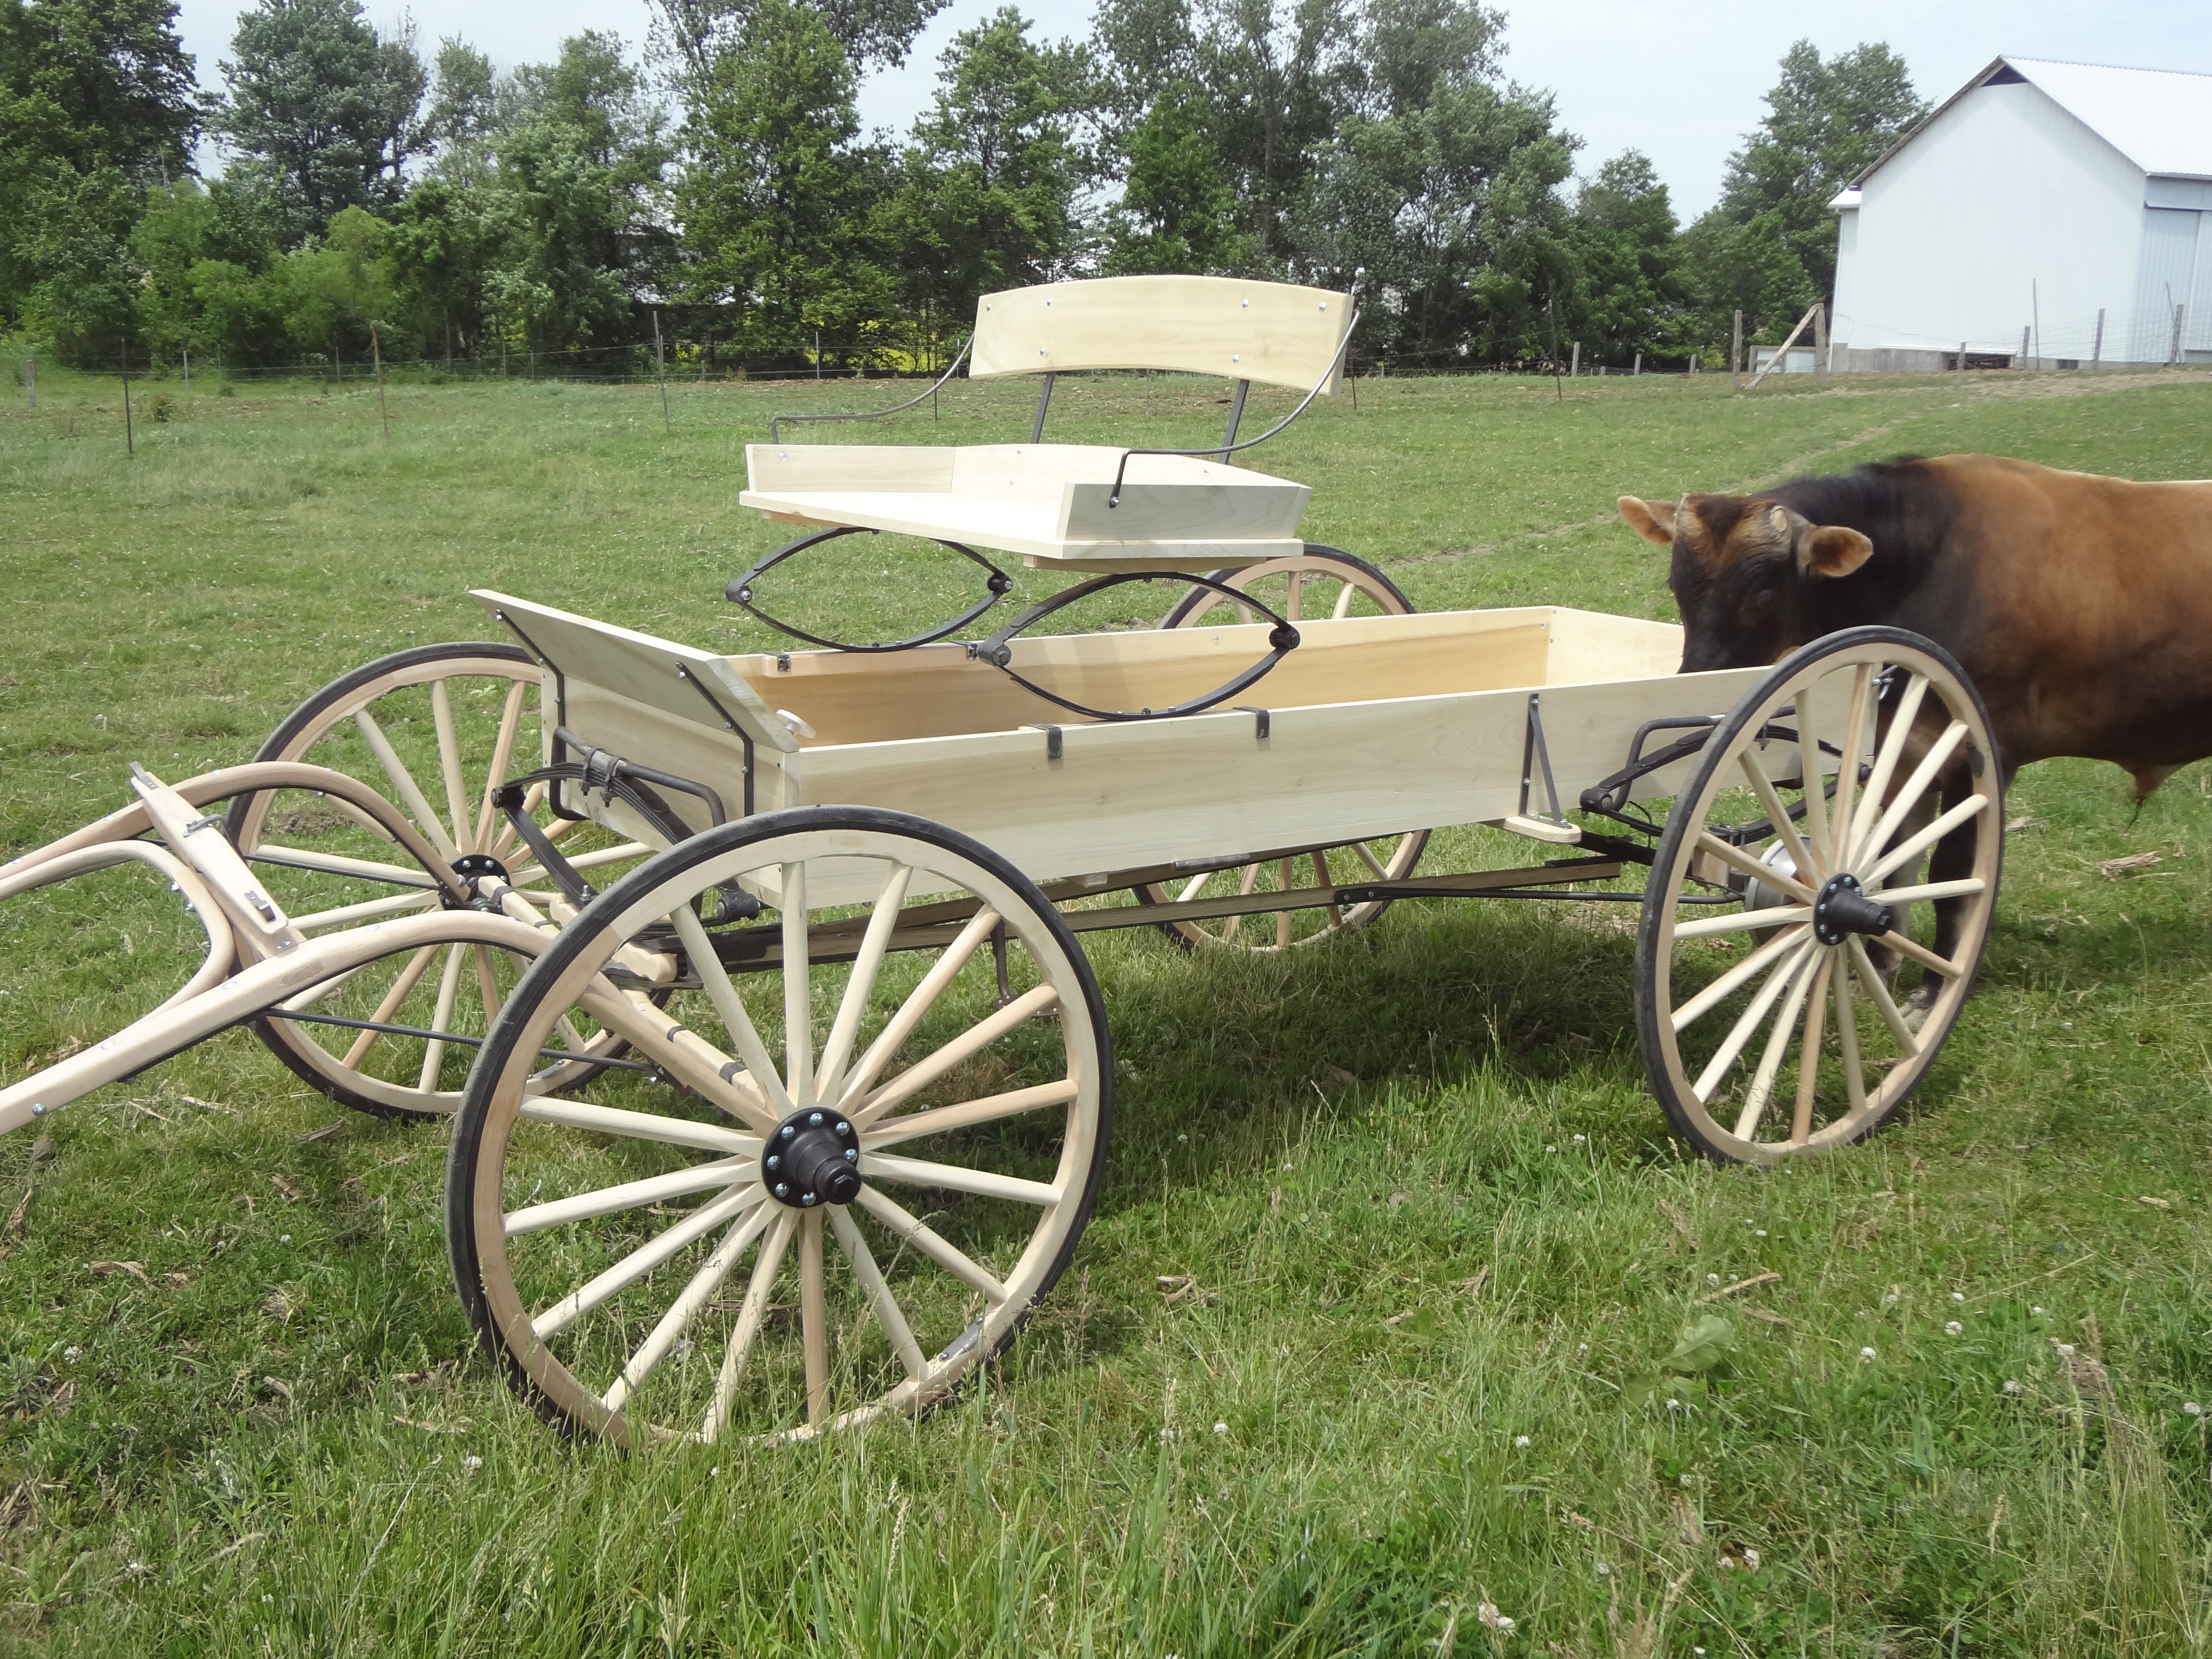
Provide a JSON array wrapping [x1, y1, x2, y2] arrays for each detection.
[[2, 360, 2210, 1656]]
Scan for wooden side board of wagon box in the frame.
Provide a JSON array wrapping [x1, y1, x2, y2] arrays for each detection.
[[739, 443, 1312, 574], [471, 591, 1779, 909]]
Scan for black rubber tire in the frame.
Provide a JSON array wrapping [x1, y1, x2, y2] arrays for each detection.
[[445, 804, 1116, 1444]]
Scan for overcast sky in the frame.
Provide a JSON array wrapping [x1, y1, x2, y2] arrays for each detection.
[[170, 0, 2212, 216]]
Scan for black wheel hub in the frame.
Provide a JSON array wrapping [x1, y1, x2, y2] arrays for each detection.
[[451, 851, 512, 908], [1812, 872, 1894, 946], [763, 1107, 861, 1208]]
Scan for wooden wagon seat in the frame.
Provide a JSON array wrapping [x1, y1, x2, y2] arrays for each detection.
[[739, 275, 1354, 574]]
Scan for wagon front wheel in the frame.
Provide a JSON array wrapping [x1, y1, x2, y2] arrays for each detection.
[[446, 806, 1113, 1445], [1636, 627, 2002, 1164], [224, 641, 652, 1117]]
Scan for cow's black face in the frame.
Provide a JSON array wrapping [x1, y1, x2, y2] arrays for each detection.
[[1669, 534, 1801, 672], [1618, 493, 1876, 674]]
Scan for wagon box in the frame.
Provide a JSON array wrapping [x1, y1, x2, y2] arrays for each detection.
[[477, 589, 1783, 902]]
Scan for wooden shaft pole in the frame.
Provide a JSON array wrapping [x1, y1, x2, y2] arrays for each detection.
[[1813, 303, 1829, 389]]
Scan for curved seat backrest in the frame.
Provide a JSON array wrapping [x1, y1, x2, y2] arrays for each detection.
[[970, 275, 1352, 396]]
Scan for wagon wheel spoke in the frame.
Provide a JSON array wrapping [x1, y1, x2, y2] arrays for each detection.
[[603, 1203, 776, 1412], [1729, 946, 1824, 1136], [474, 680, 530, 851], [798, 1213, 830, 1427], [1788, 953, 1834, 1146], [702, 1210, 796, 1441], [1840, 672, 1930, 866], [830, 1208, 928, 1382]]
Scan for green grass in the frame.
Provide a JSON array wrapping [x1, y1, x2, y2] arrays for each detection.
[[3, 362, 2211, 1655]]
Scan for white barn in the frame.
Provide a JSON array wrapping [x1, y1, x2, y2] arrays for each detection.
[[1829, 57, 2212, 369]]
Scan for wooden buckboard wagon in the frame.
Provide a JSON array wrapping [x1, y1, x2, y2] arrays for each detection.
[[0, 277, 2002, 1445]]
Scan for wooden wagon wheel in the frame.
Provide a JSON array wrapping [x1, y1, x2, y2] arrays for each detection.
[[1144, 546, 1429, 949], [224, 642, 651, 1118], [445, 806, 1112, 1446], [1636, 627, 2002, 1164]]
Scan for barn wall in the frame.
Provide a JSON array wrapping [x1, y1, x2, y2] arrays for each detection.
[[1833, 81, 2155, 362]]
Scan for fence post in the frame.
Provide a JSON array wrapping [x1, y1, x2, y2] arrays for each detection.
[[654, 310, 671, 433], [182, 348, 190, 398], [2170, 303, 2186, 366], [2020, 325, 2031, 369], [1959, 340, 1967, 372], [121, 341, 134, 456], [372, 322, 389, 437], [2092, 308, 2104, 370], [1730, 310, 1743, 389], [1569, 341, 1580, 378], [1814, 303, 1829, 389], [24, 352, 33, 409]]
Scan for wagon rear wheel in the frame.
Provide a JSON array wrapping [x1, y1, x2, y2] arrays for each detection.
[[1146, 546, 1429, 949], [445, 807, 1112, 1446], [1636, 628, 2002, 1164], [225, 642, 652, 1118]]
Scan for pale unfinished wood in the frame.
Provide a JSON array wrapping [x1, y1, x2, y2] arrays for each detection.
[[740, 444, 1311, 571], [472, 591, 798, 758], [969, 275, 1351, 392]]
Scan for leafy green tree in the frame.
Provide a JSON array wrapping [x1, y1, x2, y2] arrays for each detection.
[[0, 0, 199, 347], [1559, 149, 1682, 364], [421, 34, 494, 160], [1713, 39, 1924, 302], [1290, 0, 1578, 366], [884, 7, 1087, 333], [648, 0, 947, 90], [676, 0, 890, 368], [1101, 84, 1249, 275], [270, 200, 392, 361], [218, 0, 426, 242]]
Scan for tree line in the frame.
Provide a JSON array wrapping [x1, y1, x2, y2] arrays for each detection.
[[0, 0, 1930, 377]]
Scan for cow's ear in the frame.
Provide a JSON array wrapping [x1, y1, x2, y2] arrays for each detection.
[[1618, 496, 1676, 545], [1799, 525, 1875, 578]]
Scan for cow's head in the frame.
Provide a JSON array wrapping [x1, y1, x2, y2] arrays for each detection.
[[1617, 493, 1874, 672]]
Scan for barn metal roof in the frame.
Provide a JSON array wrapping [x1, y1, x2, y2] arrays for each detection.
[[1852, 55, 2212, 191]]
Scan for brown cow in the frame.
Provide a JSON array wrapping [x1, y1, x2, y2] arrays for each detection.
[[1617, 454, 2212, 797]]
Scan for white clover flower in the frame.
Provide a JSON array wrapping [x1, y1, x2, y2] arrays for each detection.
[[708, 1466, 719, 1478], [1514, 1434, 1530, 1448], [1213, 1422, 1227, 1435], [1860, 1346, 1877, 1362], [62, 1346, 81, 1363], [1545, 1144, 1558, 1153], [1665, 1397, 1682, 1411], [1679, 1474, 1693, 1487], [1577, 1343, 1588, 1356], [1951, 1292, 1966, 1303], [1572, 1134, 1586, 1144], [2003, 1380, 2024, 1395], [1176, 1133, 1187, 1143], [1718, 1556, 1735, 1571], [462, 1455, 483, 1474], [1477, 1599, 1506, 1630], [2031, 1305, 2045, 1316], [261, 1594, 274, 1604], [2055, 1342, 2076, 1358], [1707, 1274, 1722, 1286], [1743, 1548, 1761, 1569], [1945, 1321, 1963, 1335], [1754, 1229, 1767, 1238], [125, 1559, 149, 1575], [1595, 1563, 1611, 1577], [2185, 1401, 2203, 1417]]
